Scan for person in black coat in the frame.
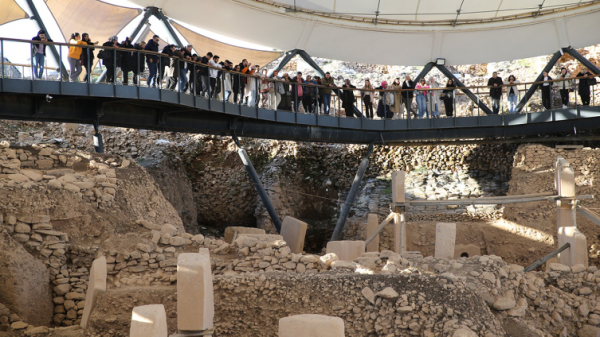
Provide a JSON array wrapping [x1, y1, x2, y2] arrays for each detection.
[[442, 79, 457, 117], [80, 33, 97, 82], [487, 72, 503, 114], [160, 45, 175, 87], [402, 76, 417, 117], [31, 30, 54, 79], [131, 41, 146, 85], [144, 35, 160, 87], [576, 68, 597, 106], [540, 71, 553, 110], [342, 79, 357, 117], [119, 37, 134, 85], [101, 37, 119, 83], [232, 64, 241, 103]]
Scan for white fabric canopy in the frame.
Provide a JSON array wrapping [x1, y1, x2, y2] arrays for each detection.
[[126, 0, 600, 65]]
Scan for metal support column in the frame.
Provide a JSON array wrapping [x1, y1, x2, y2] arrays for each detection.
[[25, 0, 69, 80], [330, 142, 375, 241], [414, 62, 436, 83], [272, 49, 300, 76], [516, 50, 563, 112], [153, 8, 185, 48], [232, 134, 282, 233], [436, 64, 493, 115], [564, 47, 600, 75], [131, 8, 155, 43]]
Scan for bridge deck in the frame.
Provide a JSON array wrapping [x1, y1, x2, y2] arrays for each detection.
[[1, 79, 599, 144]]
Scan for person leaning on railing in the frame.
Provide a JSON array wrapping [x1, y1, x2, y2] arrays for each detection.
[[427, 77, 441, 117], [100, 36, 119, 84], [342, 79, 357, 117], [442, 78, 457, 117], [402, 76, 416, 118], [540, 71, 553, 110], [144, 35, 160, 88], [80, 33, 98, 82], [119, 37, 136, 85], [505, 75, 520, 114], [270, 69, 285, 110], [415, 78, 429, 118], [557, 67, 574, 109], [391, 78, 404, 119], [487, 72, 503, 114], [279, 73, 292, 111], [576, 68, 597, 106], [291, 72, 304, 113], [320, 72, 335, 115], [376, 81, 394, 119], [31, 30, 53, 79], [68, 33, 87, 82], [361, 79, 374, 119]]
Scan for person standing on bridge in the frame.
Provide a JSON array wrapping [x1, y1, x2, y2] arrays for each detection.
[[342, 79, 357, 117], [101, 36, 119, 84], [31, 30, 53, 79], [402, 76, 417, 118], [576, 68, 597, 106], [557, 67, 574, 109], [67, 33, 86, 82], [199, 52, 213, 97], [209, 55, 223, 98], [376, 81, 394, 119], [321, 72, 335, 115], [361, 79, 374, 119], [540, 71, 553, 110], [415, 78, 429, 118], [442, 78, 457, 117], [427, 77, 440, 117], [144, 35, 160, 88], [80, 33, 98, 82], [391, 78, 404, 119], [487, 72, 503, 114], [505, 75, 520, 114]]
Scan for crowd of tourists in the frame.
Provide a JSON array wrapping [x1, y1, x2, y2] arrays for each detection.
[[30, 30, 599, 118]]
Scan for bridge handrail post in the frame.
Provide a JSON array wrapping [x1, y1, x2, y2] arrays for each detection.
[[59, 44, 62, 82], [315, 86, 319, 115], [30, 39, 34, 80], [113, 48, 117, 85]]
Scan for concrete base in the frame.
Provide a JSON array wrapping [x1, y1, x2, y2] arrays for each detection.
[[366, 214, 379, 252], [454, 244, 481, 259], [280, 216, 308, 254], [326, 241, 365, 261], [434, 223, 456, 259], [131, 304, 168, 337], [224, 226, 266, 244], [558, 226, 588, 268], [279, 314, 344, 337], [80, 256, 107, 329], [177, 253, 214, 331]]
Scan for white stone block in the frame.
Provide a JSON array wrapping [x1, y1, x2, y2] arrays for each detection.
[[366, 214, 379, 252], [555, 157, 575, 197], [326, 241, 365, 261], [558, 226, 588, 268], [434, 223, 456, 259], [280, 216, 308, 254], [279, 314, 344, 337], [393, 213, 406, 254], [223, 226, 265, 244], [80, 256, 107, 329], [391, 171, 406, 203], [130, 304, 168, 337], [177, 253, 214, 331]]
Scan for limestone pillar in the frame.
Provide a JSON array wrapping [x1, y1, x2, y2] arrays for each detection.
[[130, 304, 168, 337], [177, 253, 214, 332], [279, 314, 344, 337], [366, 214, 379, 252], [393, 213, 406, 254], [434, 223, 456, 259], [555, 157, 576, 229], [280, 216, 308, 254], [558, 226, 588, 268], [391, 171, 405, 203], [80, 256, 107, 329], [326, 241, 365, 261]]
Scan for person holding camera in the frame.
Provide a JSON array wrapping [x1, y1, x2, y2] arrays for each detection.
[[31, 30, 53, 79]]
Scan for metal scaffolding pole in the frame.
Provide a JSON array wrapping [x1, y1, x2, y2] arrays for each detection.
[[436, 64, 494, 115], [516, 50, 563, 112]]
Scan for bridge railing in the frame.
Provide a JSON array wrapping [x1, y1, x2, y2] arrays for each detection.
[[1, 37, 599, 120]]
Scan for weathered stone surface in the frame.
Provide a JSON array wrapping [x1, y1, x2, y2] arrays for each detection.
[[453, 328, 478, 337], [326, 241, 365, 261], [376, 287, 399, 299], [169, 236, 185, 246], [361, 287, 375, 304], [279, 314, 344, 337], [549, 263, 572, 272], [578, 325, 600, 337], [434, 222, 456, 259], [177, 253, 214, 331], [280, 216, 308, 254], [366, 214, 379, 252], [0, 232, 53, 325], [130, 304, 168, 337], [80, 257, 107, 329], [223, 226, 265, 244], [493, 291, 516, 311]]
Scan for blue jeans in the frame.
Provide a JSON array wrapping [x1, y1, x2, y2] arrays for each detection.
[[322, 94, 332, 114], [34, 53, 44, 78], [416, 94, 427, 118], [179, 69, 188, 91], [508, 94, 518, 113], [147, 61, 157, 87], [224, 91, 232, 102]]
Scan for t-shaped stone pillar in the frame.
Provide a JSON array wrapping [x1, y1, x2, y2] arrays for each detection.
[[555, 157, 576, 229], [366, 214, 379, 252], [130, 304, 168, 337], [279, 314, 344, 337], [391, 171, 406, 203], [80, 256, 107, 329], [280, 216, 308, 254], [393, 213, 406, 254], [177, 253, 214, 332], [558, 226, 588, 268], [434, 223, 456, 259]]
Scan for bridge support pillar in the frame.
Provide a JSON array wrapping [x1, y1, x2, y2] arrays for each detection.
[[330, 142, 375, 242], [232, 134, 282, 233]]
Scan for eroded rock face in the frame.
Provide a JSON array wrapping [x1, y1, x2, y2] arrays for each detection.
[[0, 231, 53, 326]]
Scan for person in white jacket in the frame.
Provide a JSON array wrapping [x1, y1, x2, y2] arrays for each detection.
[[245, 65, 260, 107], [557, 67, 574, 109], [208, 55, 222, 99], [427, 77, 441, 117]]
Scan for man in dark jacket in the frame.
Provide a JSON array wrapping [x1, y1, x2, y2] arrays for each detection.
[[31, 30, 53, 79], [487, 72, 503, 114], [402, 75, 416, 117], [199, 52, 213, 96], [119, 37, 134, 85], [160, 45, 175, 88], [576, 68, 597, 106], [144, 35, 160, 87], [238, 59, 252, 104], [320, 72, 335, 115]]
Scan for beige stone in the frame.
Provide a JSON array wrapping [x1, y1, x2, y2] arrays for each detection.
[[454, 244, 481, 259], [558, 226, 588, 268], [391, 171, 405, 203], [130, 304, 168, 337], [393, 213, 406, 254], [326, 241, 365, 261], [555, 157, 575, 197], [223, 226, 265, 244], [20, 170, 42, 182], [434, 223, 456, 259], [177, 253, 214, 331], [366, 214, 379, 252], [80, 256, 107, 329], [280, 217, 308, 254], [279, 314, 344, 337], [234, 234, 285, 248], [8, 174, 30, 183]]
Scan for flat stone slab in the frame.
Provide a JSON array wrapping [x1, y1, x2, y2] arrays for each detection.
[[234, 234, 285, 248], [280, 217, 308, 254], [131, 304, 168, 337], [279, 314, 344, 337], [177, 253, 214, 331], [223, 227, 265, 244], [366, 214, 379, 252], [434, 223, 456, 259], [326, 241, 365, 261], [80, 256, 107, 329]]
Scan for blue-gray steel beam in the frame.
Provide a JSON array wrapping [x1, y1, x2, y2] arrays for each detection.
[[564, 47, 600, 75], [414, 62, 436, 83], [232, 134, 282, 233], [516, 50, 563, 112], [131, 8, 155, 43], [436, 64, 493, 115], [154, 8, 185, 48], [330, 142, 375, 241]]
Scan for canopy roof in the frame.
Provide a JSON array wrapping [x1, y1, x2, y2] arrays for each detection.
[[0, 0, 27, 26], [126, 0, 600, 65]]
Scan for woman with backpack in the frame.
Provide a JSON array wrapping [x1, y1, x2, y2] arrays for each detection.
[[100, 36, 119, 83]]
